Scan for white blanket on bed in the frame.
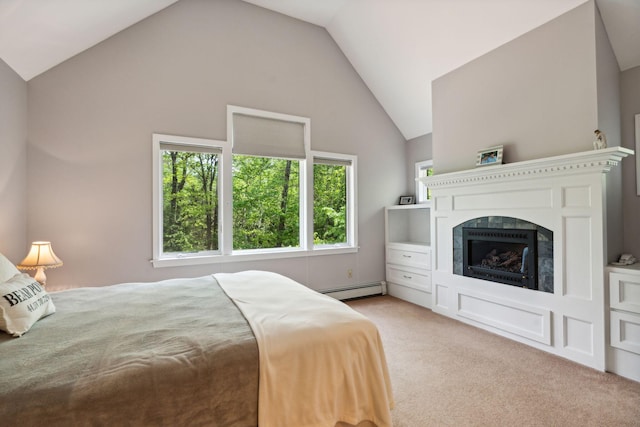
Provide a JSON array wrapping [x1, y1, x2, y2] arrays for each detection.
[[215, 271, 394, 427]]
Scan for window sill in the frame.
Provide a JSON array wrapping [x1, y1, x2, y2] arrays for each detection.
[[152, 246, 358, 268]]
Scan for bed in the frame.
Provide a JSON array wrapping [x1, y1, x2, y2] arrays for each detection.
[[0, 266, 394, 427]]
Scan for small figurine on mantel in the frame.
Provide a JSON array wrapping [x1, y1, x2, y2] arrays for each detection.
[[593, 129, 607, 150]]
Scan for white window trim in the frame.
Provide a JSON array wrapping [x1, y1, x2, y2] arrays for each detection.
[[415, 159, 433, 204], [310, 150, 358, 249], [152, 134, 230, 267], [227, 105, 311, 253], [151, 108, 358, 268]]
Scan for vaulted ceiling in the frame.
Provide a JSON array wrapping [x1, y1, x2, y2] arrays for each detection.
[[1, 0, 638, 140]]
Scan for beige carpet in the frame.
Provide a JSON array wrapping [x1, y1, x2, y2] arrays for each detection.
[[346, 295, 640, 427]]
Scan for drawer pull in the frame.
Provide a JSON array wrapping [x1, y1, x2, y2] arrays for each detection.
[[402, 254, 412, 258], [403, 275, 413, 279]]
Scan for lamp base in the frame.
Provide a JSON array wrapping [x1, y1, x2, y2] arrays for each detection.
[[34, 267, 47, 288]]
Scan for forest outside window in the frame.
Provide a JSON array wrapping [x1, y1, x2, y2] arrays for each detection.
[[152, 107, 357, 267], [232, 154, 301, 251], [313, 153, 356, 248], [152, 134, 227, 265]]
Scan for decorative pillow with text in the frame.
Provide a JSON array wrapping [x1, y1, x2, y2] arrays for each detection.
[[0, 273, 56, 337], [0, 252, 20, 283]]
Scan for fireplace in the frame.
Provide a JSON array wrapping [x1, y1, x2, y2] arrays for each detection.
[[421, 148, 632, 372], [463, 228, 537, 289], [453, 216, 553, 293]]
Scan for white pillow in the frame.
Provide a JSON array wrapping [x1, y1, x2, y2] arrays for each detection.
[[0, 273, 56, 337], [0, 252, 21, 283]]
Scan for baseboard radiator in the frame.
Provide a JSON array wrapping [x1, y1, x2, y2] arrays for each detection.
[[321, 281, 386, 300]]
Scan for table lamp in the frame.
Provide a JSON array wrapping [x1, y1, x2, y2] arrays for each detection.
[[17, 241, 63, 287]]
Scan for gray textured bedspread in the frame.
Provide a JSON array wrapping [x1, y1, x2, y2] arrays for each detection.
[[0, 275, 259, 426]]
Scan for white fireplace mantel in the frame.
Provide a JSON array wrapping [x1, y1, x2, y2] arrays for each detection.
[[423, 146, 633, 189], [420, 146, 634, 374]]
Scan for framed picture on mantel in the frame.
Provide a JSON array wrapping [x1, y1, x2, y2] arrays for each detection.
[[476, 145, 503, 167]]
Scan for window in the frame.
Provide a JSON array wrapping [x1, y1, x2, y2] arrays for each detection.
[[232, 155, 301, 250], [313, 153, 356, 247], [152, 134, 228, 264], [152, 106, 357, 267], [415, 160, 433, 203], [229, 106, 309, 253]]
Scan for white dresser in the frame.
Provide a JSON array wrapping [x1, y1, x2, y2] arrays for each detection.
[[385, 204, 432, 309], [607, 264, 640, 382]]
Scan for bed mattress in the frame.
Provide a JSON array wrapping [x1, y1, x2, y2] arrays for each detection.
[[0, 275, 259, 426]]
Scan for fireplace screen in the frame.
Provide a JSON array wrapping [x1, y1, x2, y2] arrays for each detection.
[[463, 228, 537, 289]]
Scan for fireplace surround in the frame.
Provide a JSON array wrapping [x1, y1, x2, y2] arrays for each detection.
[[453, 217, 553, 293], [420, 147, 633, 372]]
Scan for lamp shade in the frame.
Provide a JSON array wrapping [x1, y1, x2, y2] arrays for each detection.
[[17, 241, 63, 270]]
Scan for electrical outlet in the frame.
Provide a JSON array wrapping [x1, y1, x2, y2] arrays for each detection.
[[347, 269, 353, 278]]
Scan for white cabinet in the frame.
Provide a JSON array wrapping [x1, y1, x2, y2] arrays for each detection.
[[607, 264, 640, 382], [385, 204, 432, 308]]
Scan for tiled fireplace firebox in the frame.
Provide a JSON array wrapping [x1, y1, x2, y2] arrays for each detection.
[[453, 217, 554, 293], [421, 147, 633, 371]]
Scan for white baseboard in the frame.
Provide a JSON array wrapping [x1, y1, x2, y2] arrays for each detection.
[[322, 281, 386, 300]]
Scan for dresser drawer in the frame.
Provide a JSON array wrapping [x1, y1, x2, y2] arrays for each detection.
[[387, 248, 431, 269], [610, 272, 640, 314], [610, 310, 640, 355], [387, 266, 431, 292]]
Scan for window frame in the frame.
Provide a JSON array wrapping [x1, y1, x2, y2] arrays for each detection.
[[152, 134, 230, 267], [415, 159, 433, 204], [152, 108, 358, 268], [310, 151, 357, 250], [227, 105, 311, 255]]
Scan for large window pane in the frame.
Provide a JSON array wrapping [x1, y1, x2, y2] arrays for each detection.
[[232, 155, 300, 250], [314, 162, 347, 245], [162, 150, 219, 253]]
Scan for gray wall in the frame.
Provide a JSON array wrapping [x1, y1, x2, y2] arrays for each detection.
[[620, 65, 640, 258], [405, 133, 432, 196], [432, 1, 598, 172], [27, 0, 406, 289], [595, 4, 621, 146], [595, 3, 623, 262], [431, 1, 628, 261], [0, 59, 28, 263]]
